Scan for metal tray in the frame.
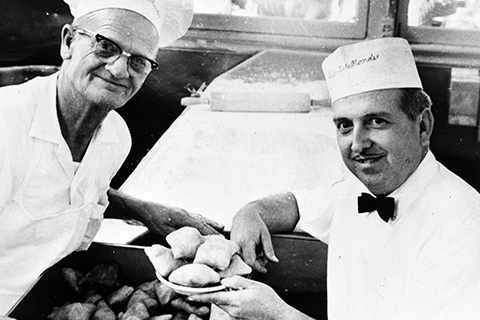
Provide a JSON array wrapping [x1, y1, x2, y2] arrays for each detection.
[[8, 232, 328, 319], [7, 242, 156, 320]]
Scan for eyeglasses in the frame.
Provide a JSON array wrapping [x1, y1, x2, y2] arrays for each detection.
[[73, 27, 158, 76]]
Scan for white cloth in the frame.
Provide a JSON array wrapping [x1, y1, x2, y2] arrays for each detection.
[[294, 151, 480, 320], [321, 38, 422, 103], [0, 73, 131, 314], [63, 0, 194, 48]]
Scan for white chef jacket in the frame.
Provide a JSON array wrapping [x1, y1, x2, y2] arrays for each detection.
[[0, 73, 131, 314], [294, 151, 480, 320]]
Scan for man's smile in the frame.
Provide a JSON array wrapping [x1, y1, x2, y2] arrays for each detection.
[[352, 153, 385, 165], [95, 75, 128, 90]]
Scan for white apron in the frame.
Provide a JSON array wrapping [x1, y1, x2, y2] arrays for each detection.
[[0, 138, 105, 315]]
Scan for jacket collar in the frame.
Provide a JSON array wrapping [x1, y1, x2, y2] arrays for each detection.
[[389, 151, 437, 201], [28, 73, 118, 144]]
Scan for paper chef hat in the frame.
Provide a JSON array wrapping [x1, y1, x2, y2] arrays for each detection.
[[64, 0, 194, 47], [321, 38, 423, 103]]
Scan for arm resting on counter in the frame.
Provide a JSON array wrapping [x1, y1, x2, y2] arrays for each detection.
[[244, 191, 300, 233], [230, 192, 300, 273], [106, 188, 224, 236]]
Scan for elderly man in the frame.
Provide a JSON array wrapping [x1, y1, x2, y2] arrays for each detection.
[[189, 38, 480, 319], [0, 0, 224, 314]]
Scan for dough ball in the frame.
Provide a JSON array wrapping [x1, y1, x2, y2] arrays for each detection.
[[166, 227, 205, 259], [217, 254, 252, 278], [193, 236, 239, 270], [144, 245, 187, 277], [47, 302, 96, 320], [168, 264, 220, 287]]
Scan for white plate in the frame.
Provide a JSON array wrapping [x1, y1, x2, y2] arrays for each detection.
[[156, 272, 226, 296]]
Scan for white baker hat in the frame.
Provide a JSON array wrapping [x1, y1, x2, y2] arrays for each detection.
[[321, 37, 423, 103], [63, 0, 194, 47]]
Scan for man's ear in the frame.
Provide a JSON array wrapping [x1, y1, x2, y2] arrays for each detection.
[[419, 108, 434, 147], [60, 25, 75, 60]]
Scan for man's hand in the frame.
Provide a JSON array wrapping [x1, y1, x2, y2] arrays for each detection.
[[188, 276, 313, 320], [107, 188, 224, 236], [230, 204, 278, 274], [141, 202, 224, 236], [229, 192, 299, 273]]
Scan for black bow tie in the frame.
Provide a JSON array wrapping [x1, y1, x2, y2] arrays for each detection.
[[358, 193, 395, 223]]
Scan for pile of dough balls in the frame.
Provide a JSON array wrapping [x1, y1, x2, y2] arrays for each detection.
[[145, 227, 252, 288], [48, 263, 210, 320]]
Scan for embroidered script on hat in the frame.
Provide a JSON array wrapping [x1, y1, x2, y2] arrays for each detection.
[[326, 53, 379, 80]]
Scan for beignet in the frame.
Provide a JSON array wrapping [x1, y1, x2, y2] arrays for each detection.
[[144, 245, 187, 277], [91, 300, 116, 320], [47, 302, 96, 320], [155, 283, 178, 306], [106, 285, 134, 311], [168, 264, 220, 287], [193, 236, 239, 270], [217, 254, 252, 278], [78, 263, 120, 289], [119, 301, 149, 320], [166, 227, 204, 259], [127, 289, 158, 315]]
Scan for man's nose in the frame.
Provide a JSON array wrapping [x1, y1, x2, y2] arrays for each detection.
[[104, 55, 130, 78], [351, 127, 372, 153]]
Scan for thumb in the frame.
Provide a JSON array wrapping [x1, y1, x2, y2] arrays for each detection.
[[260, 232, 279, 263], [220, 275, 256, 290], [203, 216, 225, 230]]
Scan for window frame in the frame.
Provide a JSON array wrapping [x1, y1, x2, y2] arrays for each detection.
[[190, 1, 369, 39], [406, 27, 480, 48], [393, 0, 480, 68], [398, 0, 480, 49], [178, 1, 375, 52]]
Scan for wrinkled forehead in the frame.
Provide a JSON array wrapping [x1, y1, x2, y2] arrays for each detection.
[[75, 8, 159, 54]]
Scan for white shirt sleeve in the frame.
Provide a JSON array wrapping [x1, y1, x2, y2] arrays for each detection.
[[292, 183, 337, 244]]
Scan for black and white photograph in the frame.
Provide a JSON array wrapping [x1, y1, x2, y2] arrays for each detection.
[[1, 1, 479, 319]]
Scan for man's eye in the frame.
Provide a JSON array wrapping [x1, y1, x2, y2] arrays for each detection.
[[96, 40, 119, 57], [337, 121, 353, 134], [368, 118, 388, 127], [130, 56, 149, 69]]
